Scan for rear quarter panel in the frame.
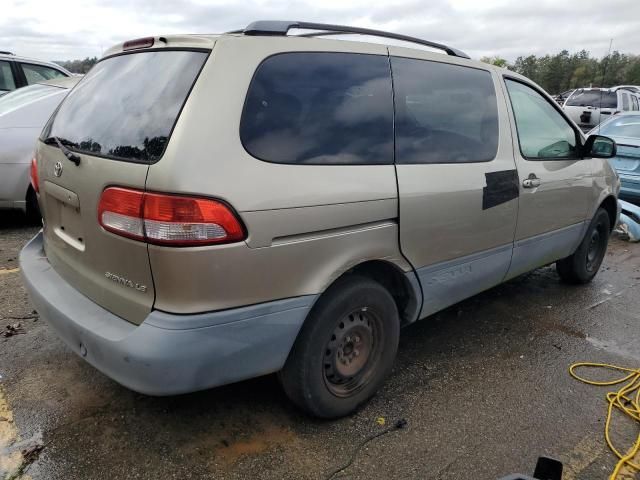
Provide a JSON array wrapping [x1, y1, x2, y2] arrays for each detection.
[[145, 36, 411, 314]]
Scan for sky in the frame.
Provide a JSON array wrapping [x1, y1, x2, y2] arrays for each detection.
[[2, 0, 640, 62]]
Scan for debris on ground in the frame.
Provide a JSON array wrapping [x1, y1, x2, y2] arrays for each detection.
[[616, 200, 640, 242], [1, 323, 26, 338]]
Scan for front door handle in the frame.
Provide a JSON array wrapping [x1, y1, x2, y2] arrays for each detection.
[[522, 174, 541, 189]]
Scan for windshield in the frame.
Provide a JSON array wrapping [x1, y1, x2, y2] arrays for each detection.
[[566, 90, 617, 108], [599, 115, 640, 138], [0, 83, 60, 116], [42, 50, 208, 163]]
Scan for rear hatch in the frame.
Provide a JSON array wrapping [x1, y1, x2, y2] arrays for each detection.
[[36, 43, 209, 324], [563, 89, 617, 130]]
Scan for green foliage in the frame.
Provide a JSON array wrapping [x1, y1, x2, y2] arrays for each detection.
[[53, 57, 98, 74], [481, 50, 640, 94]]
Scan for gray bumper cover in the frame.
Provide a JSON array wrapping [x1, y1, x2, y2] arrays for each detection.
[[20, 232, 316, 395]]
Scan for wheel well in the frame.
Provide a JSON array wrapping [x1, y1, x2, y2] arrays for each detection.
[[338, 261, 420, 326], [599, 196, 617, 232]]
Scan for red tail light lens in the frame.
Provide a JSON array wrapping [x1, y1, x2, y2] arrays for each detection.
[[30, 157, 39, 193], [98, 187, 245, 246]]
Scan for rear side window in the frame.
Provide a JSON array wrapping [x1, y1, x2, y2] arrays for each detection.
[[0, 61, 15, 91], [391, 57, 499, 164], [20, 63, 66, 84], [632, 95, 639, 111], [622, 93, 630, 111], [241, 52, 393, 165], [43, 50, 208, 163]]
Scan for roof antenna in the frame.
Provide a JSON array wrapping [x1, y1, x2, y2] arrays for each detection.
[[598, 38, 613, 136]]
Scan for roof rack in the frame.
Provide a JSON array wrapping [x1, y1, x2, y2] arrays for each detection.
[[0, 51, 14, 55], [232, 21, 470, 59]]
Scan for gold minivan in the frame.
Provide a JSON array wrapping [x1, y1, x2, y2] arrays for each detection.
[[21, 21, 620, 418]]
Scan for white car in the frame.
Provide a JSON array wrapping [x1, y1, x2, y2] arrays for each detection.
[[563, 87, 640, 132], [0, 51, 71, 96], [0, 76, 80, 218]]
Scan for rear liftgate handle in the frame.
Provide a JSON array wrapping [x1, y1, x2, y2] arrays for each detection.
[[522, 173, 541, 189]]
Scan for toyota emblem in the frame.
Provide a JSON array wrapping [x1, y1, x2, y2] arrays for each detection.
[[53, 161, 63, 177]]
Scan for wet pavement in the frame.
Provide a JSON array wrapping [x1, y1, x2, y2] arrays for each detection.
[[1, 210, 639, 480]]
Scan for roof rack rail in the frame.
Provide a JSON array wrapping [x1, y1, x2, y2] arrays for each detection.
[[234, 21, 470, 59], [0, 51, 15, 55]]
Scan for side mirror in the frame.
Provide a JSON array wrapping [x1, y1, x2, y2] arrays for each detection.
[[583, 135, 617, 158]]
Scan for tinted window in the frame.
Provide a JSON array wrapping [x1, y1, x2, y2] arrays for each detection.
[[43, 50, 207, 163], [21, 63, 66, 84], [241, 52, 393, 165], [622, 93, 630, 111], [505, 79, 578, 159], [0, 61, 15, 91], [391, 57, 499, 164], [566, 90, 617, 108]]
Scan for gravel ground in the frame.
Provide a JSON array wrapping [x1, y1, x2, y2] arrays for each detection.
[[1, 210, 639, 480]]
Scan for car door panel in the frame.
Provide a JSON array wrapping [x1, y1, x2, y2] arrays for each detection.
[[389, 48, 519, 319], [502, 77, 591, 280]]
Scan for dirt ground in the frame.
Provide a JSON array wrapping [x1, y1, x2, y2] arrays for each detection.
[[1, 210, 639, 480]]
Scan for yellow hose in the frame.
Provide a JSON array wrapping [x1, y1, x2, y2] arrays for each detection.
[[569, 362, 640, 479]]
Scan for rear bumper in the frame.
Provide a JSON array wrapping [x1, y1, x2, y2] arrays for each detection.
[[20, 232, 316, 395]]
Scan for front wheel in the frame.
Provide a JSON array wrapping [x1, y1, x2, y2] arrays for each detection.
[[556, 208, 610, 284], [279, 275, 400, 418]]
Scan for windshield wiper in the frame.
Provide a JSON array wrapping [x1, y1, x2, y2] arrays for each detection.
[[44, 136, 81, 166]]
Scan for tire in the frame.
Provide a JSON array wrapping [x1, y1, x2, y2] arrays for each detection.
[[279, 275, 400, 418], [556, 208, 610, 284], [25, 187, 41, 224]]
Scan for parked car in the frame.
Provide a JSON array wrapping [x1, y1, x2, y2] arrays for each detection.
[[0, 51, 71, 96], [21, 21, 620, 418], [563, 87, 640, 132], [589, 112, 640, 201], [0, 76, 80, 219]]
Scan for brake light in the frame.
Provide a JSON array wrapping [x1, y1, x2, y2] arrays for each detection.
[[30, 157, 39, 193], [123, 37, 154, 51], [98, 187, 245, 246]]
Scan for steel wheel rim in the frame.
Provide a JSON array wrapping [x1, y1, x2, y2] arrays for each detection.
[[322, 308, 382, 397], [586, 223, 606, 272]]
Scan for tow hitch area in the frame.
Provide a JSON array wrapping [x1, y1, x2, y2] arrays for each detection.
[[499, 456, 563, 480]]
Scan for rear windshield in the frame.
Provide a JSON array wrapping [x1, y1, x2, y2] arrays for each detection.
[[566, 90, 617, 108], [42, 50, 208, 163], [0, 84, 61, 116]]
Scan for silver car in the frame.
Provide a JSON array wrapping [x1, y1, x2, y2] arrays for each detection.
[[21, 22, 620, 418], [0, 76, 79, 218]]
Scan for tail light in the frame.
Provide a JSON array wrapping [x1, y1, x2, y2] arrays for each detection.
[[30, 157, 39, 193], [98, 187, 245, 246]]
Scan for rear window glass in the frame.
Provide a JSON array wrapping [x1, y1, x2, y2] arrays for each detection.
[[43, 50, 208, 163], [391, 57, 499, 164], [0, 83, 59, 116], [240, 52, 393, 165], [566, 90, 617, 108]]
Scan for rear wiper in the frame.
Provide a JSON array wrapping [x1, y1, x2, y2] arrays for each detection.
[[44, 136, 81, 166]]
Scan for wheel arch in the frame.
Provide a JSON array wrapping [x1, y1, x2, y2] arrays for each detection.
[[309, 260, 422, 327], [598, 195, 618, 232]]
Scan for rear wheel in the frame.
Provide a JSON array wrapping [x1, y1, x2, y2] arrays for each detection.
[[556, 208, 610, 284], [279, 275, 399, 418]]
